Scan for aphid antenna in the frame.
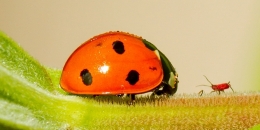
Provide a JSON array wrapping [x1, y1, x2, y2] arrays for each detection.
[[203, 75, 213, 85], [227, 81, 235, 93], [196, 84, 212, 88]]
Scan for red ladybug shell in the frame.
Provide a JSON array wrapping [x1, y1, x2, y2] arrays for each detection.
[[60, 31, 163, 95]]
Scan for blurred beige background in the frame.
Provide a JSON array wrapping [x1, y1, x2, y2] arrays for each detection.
[[1, 0, 260, 94]]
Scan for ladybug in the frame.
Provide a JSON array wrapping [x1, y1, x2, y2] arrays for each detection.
[[60, 31, 178, 103]]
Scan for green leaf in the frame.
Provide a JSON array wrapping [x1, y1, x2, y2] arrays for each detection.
[[0, 31, 96, 129], [1, 31, 260, 129], [250, 124, 260, 130]]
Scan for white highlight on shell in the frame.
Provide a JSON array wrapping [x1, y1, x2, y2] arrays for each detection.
[[102, 92, 110, 94], [98, 64, 109, 74], [154, 50, 160, 60]]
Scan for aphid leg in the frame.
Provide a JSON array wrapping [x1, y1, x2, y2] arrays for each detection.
[[228, 82, 235, 93], [210, 91, 216, 94], [198, 90, 204, 96], [218, 90, 225, 95]]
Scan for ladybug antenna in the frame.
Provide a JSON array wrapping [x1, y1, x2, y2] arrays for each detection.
[[227, 81, 234, 93], [203, 75, 213, 85]]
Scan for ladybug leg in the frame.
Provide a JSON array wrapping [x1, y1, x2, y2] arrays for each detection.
[[116, 94, 124, 97], [128, 94, 135, 105], [153, 87, 164, 96], [153, 82, 174, 96]]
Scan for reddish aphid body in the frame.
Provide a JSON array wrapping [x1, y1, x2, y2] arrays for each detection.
[[198, 75, 234, 94]]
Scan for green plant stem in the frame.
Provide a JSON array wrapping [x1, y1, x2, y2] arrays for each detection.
[[0, 31, 259, 129]]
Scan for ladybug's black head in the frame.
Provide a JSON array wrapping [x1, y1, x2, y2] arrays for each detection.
[[153, 82, 175, 96]]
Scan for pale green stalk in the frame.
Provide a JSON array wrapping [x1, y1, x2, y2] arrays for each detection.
[[0, 31, 259, 129]]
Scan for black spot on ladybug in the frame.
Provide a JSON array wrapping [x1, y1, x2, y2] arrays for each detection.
[[149, 67, 157, 71], [80, 69, 92, 86], [126, 70, 139, 85], [96, 43, 102, 46], [112, 41, 125, 54]]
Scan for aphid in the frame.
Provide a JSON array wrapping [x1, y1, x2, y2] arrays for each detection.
[[197, 75, 234, 94]]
